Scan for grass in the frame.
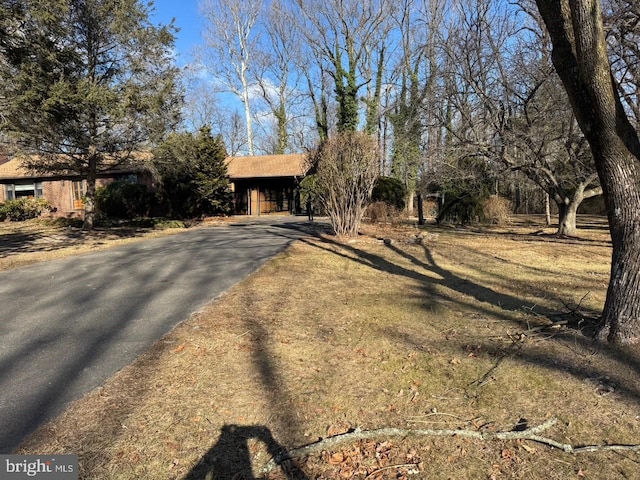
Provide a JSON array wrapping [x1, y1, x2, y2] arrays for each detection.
[[0, 217, 214, 271], [10, 214, 640, 479]]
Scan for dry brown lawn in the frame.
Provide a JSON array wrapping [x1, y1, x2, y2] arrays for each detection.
[[0, 217, 225, 271], [11, 215, 640, 479]]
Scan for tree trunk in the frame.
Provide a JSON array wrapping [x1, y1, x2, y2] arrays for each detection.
[[544, 191, 551, 226], [534, 0, 640, 343], [556, 202, 577, 236], [241, 66, 254, 155], [596, 148, 640, 343], [514, 183, 521, 214], [83, 154, 98, 230], [406, 190, 414, 216], [417, 193, 425, 225]]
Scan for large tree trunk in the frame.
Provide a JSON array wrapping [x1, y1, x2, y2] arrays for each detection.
[[240, 65, 254, 156], [556, 202, 577, 236], [535, 0, 640, 343], [595, 146, 640, 343]]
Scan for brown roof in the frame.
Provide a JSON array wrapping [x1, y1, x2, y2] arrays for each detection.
[[0, 157, 36, 179], [0, 153, 152, 180], [225, 154, 308, 179]]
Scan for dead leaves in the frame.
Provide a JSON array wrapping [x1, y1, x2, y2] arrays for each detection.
[[327, 422, 352, 437], [317, 440, 424, 479]]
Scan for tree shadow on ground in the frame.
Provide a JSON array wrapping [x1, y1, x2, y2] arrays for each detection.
[[184, 223, 313, 478], [0, 227, 150, 257], [184, 425, 307, 480], [429, 223, 612, 248], [272, 222, 640, 407], [180, 315, 311, 479]]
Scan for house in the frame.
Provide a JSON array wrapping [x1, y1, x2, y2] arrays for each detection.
[[0, 151, 310, 218], [226, 154, 309, 216], [0, 153, 153, 217]]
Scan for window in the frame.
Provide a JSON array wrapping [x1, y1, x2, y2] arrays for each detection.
[[72, 180, 85, 209], [5, 181, 43, 200]]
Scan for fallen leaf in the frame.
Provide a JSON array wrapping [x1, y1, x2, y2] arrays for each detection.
[[329, 452, 344, 465], [173, 344, 185, 353], [521, 443, 537, 455], [339, 466, 354, 478], [327, 423, 350, 436]]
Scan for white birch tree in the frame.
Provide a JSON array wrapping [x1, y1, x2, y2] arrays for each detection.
[[200, 0, 261, 155]]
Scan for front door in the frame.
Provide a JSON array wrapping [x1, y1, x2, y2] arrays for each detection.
[[249, 188, 260, 216]]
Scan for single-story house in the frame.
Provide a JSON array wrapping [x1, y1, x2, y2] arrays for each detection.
[[0, 150, 310, 218], [0, 153, 153, 217], [226, 153, 309, 216]]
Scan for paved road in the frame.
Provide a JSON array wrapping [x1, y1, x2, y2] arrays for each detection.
[[0, 218, 309, 452]]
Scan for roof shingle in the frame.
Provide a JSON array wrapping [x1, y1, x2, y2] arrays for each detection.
[[0, 157, 35, 179], [225, 154, 308, 179]]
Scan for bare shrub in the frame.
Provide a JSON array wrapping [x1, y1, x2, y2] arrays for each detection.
[[366, 202, 394, 223], [482, 195, 512, 224], [309, 132, 379, 236]]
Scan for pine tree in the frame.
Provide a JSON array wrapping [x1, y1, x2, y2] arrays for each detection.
[[154, 127, 233, 218], [0, 0, 181, 228]]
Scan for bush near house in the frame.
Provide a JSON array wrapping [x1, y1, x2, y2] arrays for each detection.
[[95, 182, 152, 220], [0, 198, 52, 221]]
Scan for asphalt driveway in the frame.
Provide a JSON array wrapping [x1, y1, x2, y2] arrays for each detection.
[[0, 218, 310, 452]]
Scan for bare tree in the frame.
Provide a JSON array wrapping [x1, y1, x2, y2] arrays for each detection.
[[310, 132, 379, 236], [252, 0, 308, 154], [388, 0, 448, 213], [293, 0, 394, 133], [200, 0, 261, 155], [181, 69, 220, 131], [438, 0, 602, 234], [534, 0, 640, 343], [299, 58, 333, 143], [604, 0, 640, 126]]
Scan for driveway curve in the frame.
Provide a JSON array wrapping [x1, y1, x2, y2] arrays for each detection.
[[0, 218, 310, 452]]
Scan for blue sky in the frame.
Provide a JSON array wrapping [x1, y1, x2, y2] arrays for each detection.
[[150, 0, 203, 66]]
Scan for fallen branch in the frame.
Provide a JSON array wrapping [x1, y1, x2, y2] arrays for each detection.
[[363, 463, 419, 479], [262, 418, 640, 474]]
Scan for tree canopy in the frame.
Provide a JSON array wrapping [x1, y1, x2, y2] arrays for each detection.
[[0, 0, 181, 228], [153, 127, 232, 219]]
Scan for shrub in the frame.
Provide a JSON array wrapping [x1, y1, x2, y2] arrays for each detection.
[[309, 131, 379, 236], [437, 193, 512, 225], [365, 201, 400, 223], [482, 195, 512, 225], [95, 182, 151, 219], [0, 198, 52, 221], [371, 176, 406, 210]]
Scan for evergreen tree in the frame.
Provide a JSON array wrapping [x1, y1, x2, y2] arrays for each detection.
[[154, 127, 233, 218], [0, 0, 181, 229]]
